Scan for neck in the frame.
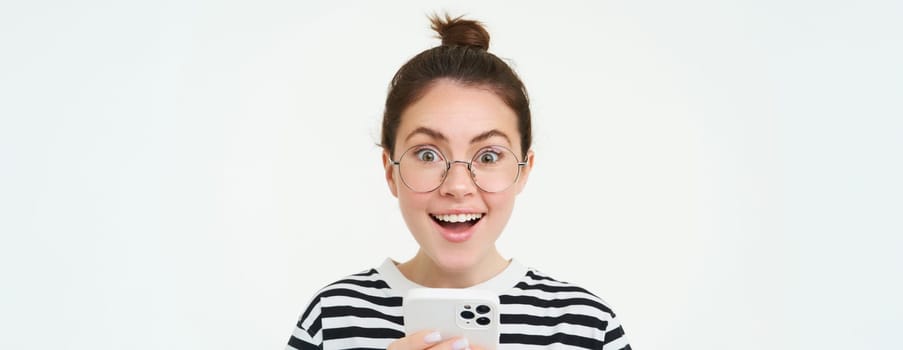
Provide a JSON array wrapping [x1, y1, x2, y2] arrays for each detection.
[[398, 249, 508, 288]]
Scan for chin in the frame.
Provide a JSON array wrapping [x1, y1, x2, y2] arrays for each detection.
[[407, 213, 503, 273], [425, 237, 496, 273]]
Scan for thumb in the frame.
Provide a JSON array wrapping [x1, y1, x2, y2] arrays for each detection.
[[387, 330, 442, 350]]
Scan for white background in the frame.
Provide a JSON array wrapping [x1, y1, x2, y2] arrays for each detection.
[[1, 1, 901, 349]]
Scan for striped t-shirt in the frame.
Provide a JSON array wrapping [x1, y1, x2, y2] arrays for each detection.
[[286, 259, 631, 350]]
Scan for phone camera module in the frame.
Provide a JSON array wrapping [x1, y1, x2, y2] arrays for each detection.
[[460, 311, 475, 319], [476, 317, 491, 326], [476, 305, 491, 314]]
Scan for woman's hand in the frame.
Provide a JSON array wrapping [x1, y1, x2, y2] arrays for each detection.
[[387, 330, 484, 350]]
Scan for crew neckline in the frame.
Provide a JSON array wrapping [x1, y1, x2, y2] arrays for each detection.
[[376, 257, 527, 295]]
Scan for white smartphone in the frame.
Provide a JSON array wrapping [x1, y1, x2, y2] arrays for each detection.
[[403, 288, 500, 350]]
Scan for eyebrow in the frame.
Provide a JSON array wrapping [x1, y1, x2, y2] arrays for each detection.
[[404, 127, 512, 146], [470, 129, 511, 145], [404, 127, 447, 143]]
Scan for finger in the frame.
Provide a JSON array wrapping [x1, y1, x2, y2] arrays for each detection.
[[388, 329, 442, 350], [427, 337, 470, 350]]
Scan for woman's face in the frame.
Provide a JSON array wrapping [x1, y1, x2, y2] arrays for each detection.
[[383, 79, 533, 273]]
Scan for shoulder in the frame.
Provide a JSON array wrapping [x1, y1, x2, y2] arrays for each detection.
[[316, 268, 393, 296], [499, 266, 631, 349], [288, 267, 404, 349], [505, 266, 619, 318], [301, 267, 400, 319]]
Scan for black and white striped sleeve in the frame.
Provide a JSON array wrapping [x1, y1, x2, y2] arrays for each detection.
[[286, 294, 323, 350], [601, 309, 630, 350]]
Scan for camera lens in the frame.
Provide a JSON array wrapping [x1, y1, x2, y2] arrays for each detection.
[[476, 305, 491, 314], [476, 317, 491, 325], [460, 311, 475, 319]]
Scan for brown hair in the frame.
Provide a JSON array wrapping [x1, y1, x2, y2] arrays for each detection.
[[380, 14, 532, 159]]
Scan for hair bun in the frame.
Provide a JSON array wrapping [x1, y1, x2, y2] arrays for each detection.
[[430, 14, 490, 51]]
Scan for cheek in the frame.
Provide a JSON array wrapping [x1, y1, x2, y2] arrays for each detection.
[[484, 193, 517, 219], [397, 191, 429, 218]]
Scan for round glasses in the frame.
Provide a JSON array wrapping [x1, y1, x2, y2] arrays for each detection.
[[390, 145, 527, 193]]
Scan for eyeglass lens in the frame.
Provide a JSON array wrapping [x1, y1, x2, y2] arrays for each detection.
[[397, 146, 520, 193]]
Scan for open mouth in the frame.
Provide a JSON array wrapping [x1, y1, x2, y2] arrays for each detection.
[[431, 213, 484, 232]]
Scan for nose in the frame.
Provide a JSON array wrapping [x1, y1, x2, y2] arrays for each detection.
[[439, 161, 476, 197]]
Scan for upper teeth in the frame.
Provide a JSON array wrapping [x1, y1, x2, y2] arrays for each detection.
[[433, 213, 483, 223]]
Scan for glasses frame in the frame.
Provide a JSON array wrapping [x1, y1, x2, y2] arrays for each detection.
[[390, 145, 528, 193]]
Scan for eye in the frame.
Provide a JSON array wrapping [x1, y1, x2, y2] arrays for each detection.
[[414, 148, 442, 162], [476, 149, 501, 164]]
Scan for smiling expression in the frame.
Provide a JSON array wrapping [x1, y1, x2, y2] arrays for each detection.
[[383, 79, 533, 273]]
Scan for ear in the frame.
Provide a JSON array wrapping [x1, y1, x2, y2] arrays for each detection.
[[383, 150, 399, 198], [514, 150, 535, 195]]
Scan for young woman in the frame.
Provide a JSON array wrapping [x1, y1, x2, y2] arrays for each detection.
[[286, 14, 631, 350]]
